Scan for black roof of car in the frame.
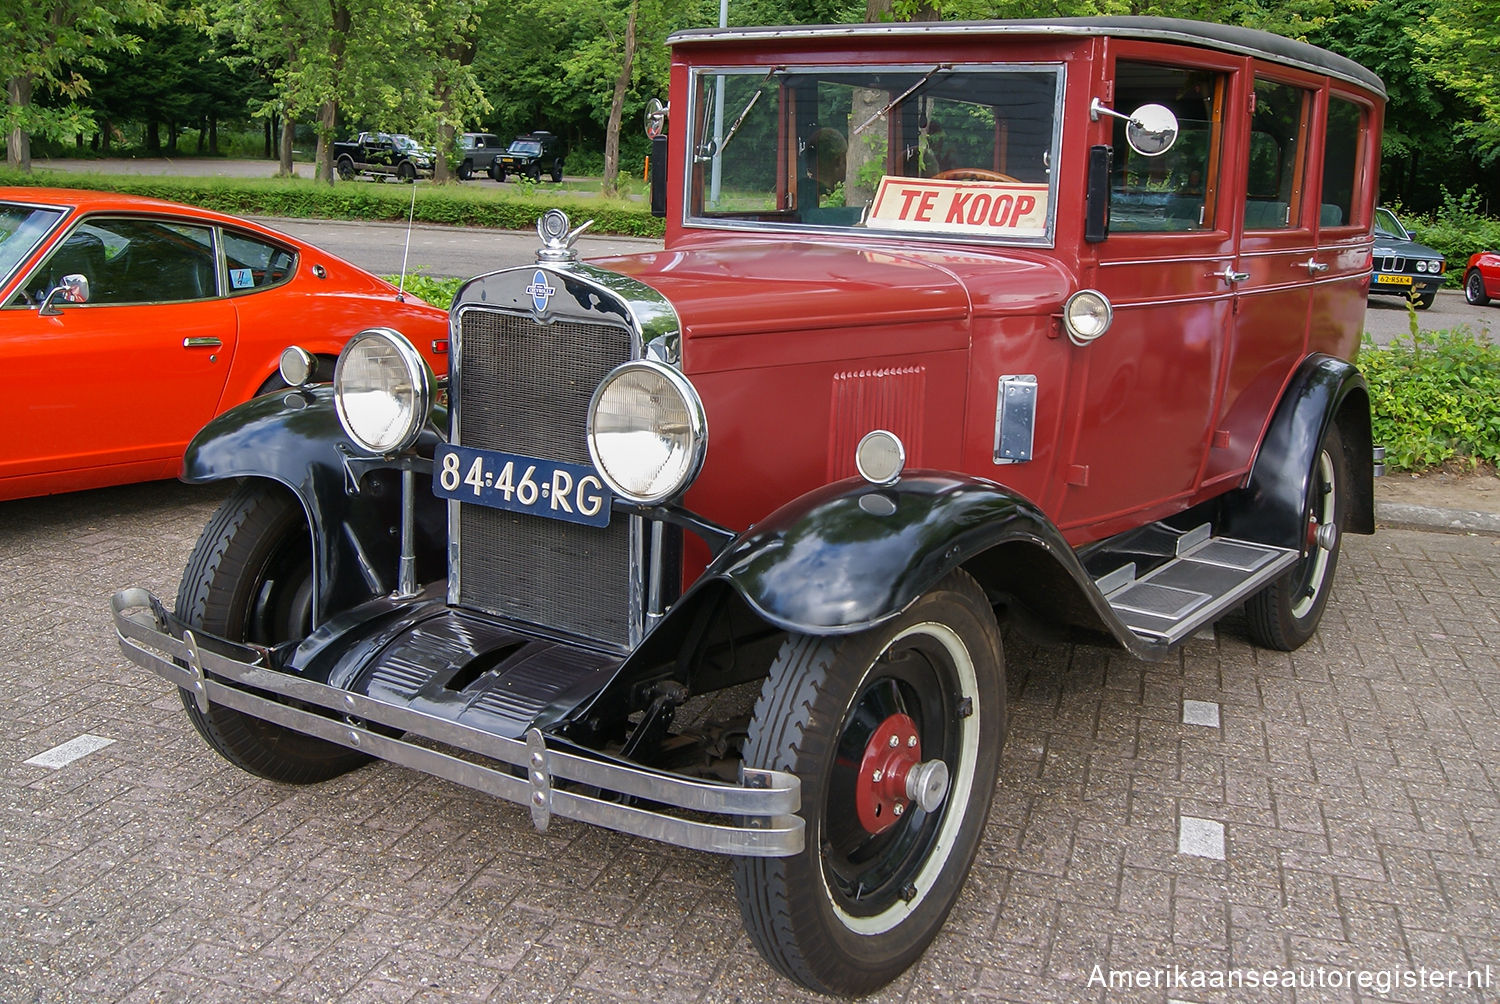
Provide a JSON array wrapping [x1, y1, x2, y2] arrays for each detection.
[[669, 17, 1386, 99]]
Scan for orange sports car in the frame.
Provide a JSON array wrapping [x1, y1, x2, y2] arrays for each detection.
[[1, 188, 448, 500]]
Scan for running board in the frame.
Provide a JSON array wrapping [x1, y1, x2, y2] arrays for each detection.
[[1094, 525, 1298, 645]]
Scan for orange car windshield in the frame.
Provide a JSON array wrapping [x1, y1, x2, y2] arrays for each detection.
[[1, 203, 67, 288]]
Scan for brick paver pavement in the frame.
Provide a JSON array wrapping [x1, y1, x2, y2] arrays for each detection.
[[3, 481, 1498, 1003]]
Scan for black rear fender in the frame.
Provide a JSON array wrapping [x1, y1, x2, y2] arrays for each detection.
[[1221, 354, 1375, 549]]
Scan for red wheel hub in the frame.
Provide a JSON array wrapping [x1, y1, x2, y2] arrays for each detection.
[[856, 713, 922, 834]]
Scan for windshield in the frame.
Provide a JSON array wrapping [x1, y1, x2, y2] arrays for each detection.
[[1373, 207, 1408, 240], [394, 135, 422, 153], [687, 64, 1063, 244], [0, 203, 67, 288], [509, 141, 542, 155]]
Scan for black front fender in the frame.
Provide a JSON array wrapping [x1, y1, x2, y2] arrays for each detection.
[[702, 474, 1085, 636], [182, 387, 447, 625]]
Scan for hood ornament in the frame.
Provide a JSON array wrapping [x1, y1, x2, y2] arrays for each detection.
[[536, 209, 594, 263]]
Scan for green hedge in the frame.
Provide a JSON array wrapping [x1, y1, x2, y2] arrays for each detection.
[[0, 168, 666, 239], [1358, 327, 1500, 470]]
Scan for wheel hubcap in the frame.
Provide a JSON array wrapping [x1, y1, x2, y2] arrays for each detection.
[[855, 713, 950, 834]]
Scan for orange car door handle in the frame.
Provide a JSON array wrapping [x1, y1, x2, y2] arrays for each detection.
[[183, 337, 222, 349]]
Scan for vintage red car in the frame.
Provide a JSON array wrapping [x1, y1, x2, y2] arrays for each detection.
[[114, 17, 1385, 994], [1464, 249, 1500, 306], [0, 188, 448, 500]]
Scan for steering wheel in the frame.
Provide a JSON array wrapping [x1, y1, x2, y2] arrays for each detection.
[[932, 168, 1021, 183]]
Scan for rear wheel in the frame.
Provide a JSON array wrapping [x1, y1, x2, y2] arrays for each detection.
[[1467, 269, 1491, 306], [733, 571, 1005, 995], [551, 160, 564, 183], [175, 481, 369, 783], [1245, 423, 1350, 651]]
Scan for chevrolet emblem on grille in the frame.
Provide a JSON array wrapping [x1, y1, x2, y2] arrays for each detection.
[[526, 270, 556, 313]]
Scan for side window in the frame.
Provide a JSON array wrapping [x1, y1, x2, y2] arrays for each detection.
[[1109, 62, 1227, 233], [1320, 97, 1364, 228], [39, 218, 217, 305], [1245, 78, 1313, 230], [222, 231, 297, 293]]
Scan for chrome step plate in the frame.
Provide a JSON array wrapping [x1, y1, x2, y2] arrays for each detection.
[[1101, 532, 1298, 645]]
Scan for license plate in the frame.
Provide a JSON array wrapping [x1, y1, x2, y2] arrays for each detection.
[[1376, 273, 1413, 286], [434, 444, 611, 527]]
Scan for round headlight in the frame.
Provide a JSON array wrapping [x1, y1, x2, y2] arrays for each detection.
[[333, 328, 432, 455], [1063, 289, 1113, 346], [1416, 260, 1428, 273], [587, 360, 707, 505], [1430, 259, 1443, 273]]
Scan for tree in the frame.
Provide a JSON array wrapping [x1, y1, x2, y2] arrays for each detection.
[[412, 0, 493, 184], [1414, 0, 1500, 167], [2, 0, 163, 169], [211, 0, 422, 182]]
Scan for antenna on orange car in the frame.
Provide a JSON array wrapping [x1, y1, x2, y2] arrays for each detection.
[[396, 180, 417, 301]]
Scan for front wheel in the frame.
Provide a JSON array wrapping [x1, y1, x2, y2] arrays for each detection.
[[458, 159, 473, 180], [1412, 290, 1436, 310], [1467, 269, 1491, 306], [336, 155, 355, 181], [397, 161, 416, 183], [1244, 423, 1351, 651], [733, 570, 1005, 995], [175, 481, 369, 783]]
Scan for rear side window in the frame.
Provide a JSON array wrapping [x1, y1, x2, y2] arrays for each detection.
[[1244, 78, 1313, 230], [222, 231, 297, 292], [1320, 97, 1365, 228]]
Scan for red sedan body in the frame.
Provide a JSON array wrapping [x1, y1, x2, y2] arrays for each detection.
[[0, 188, 448, 501], [1465, 250, 1500, 306]]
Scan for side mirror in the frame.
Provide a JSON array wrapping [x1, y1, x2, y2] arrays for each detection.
[[644, 97, 668, 140], [39, 273, 90, 316], [1090, 98, 1180, 156]]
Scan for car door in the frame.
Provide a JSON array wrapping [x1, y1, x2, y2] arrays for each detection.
[[1060, 50, 1241, 538], [1, 215, 236, 483], [1199, 72, 1322, 490]]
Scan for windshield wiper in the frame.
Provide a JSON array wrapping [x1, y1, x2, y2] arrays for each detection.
[[699, 67, 783, 161], [853, 64, 951, 136]]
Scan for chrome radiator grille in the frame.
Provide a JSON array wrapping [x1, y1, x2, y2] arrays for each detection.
[[453, 308, 636, 647]]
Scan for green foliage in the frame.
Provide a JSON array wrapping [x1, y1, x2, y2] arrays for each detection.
[[1359, 325, 1500, 470], [0, 0, 165, 153], [1400, 187, 1500, 287], [386, 273, 463, 307], [0, 167, 666, 237]]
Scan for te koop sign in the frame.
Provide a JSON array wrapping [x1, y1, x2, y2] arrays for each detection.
[[870, 177, 1049, 238]]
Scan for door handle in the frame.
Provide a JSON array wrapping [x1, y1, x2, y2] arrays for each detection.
[[183, 337, 222, 349], [1301, 258, 1330, 275], [1213, 266, 1250, 285]]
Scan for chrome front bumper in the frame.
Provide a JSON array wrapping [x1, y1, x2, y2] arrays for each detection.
[[111, 588, 804, 857]]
